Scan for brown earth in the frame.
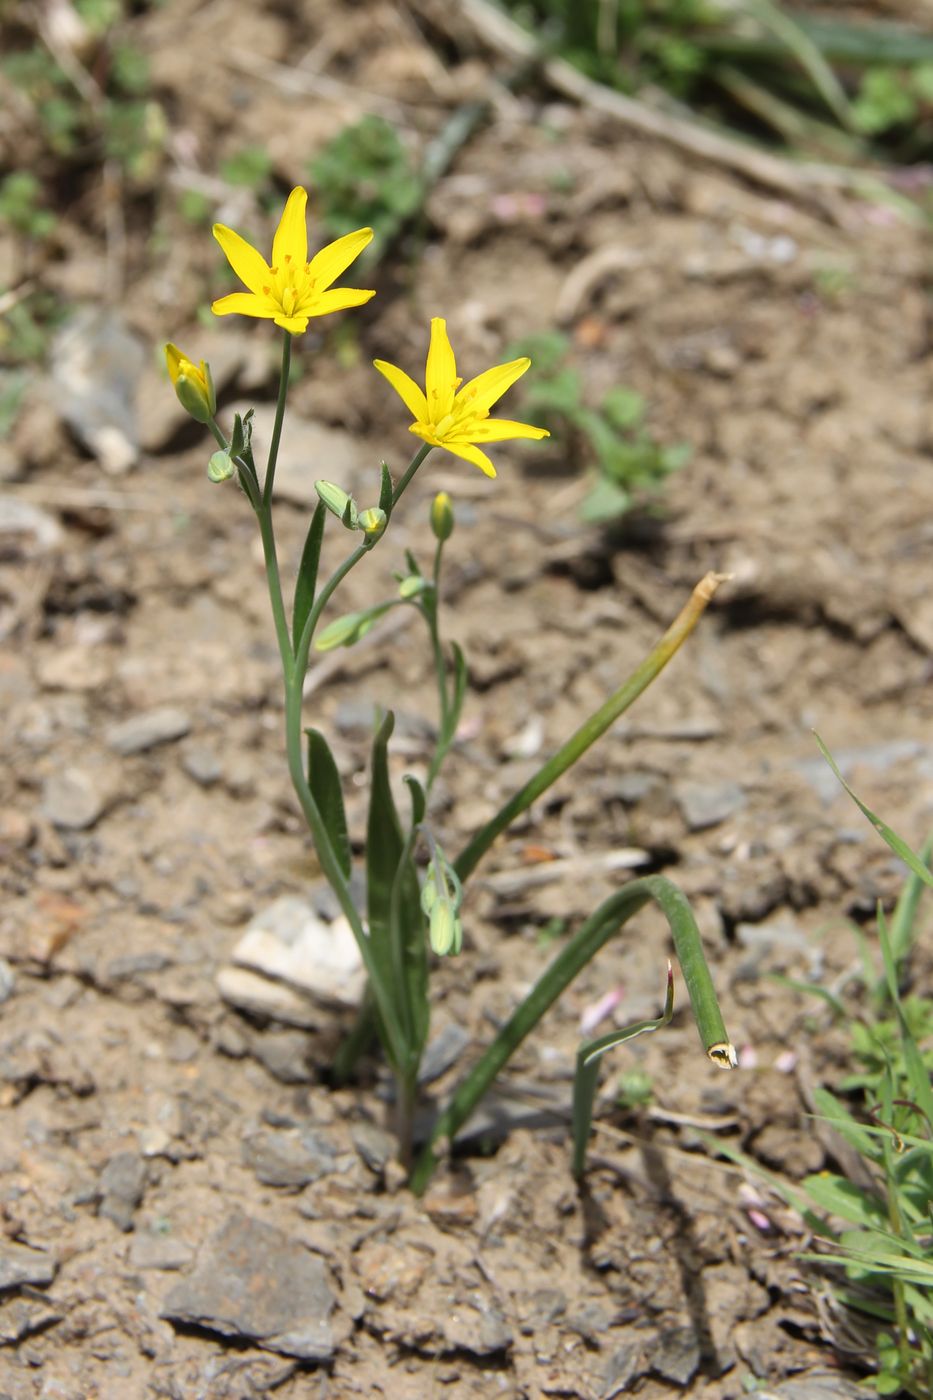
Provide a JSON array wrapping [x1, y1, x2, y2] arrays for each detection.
[[1, 1, 932, 1396]]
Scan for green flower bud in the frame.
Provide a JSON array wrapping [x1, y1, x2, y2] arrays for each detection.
[[358, 507, 387, 542], [429, 900, 462, 957], [315, 480, 359, 529], [430, 491, 455, 541], [207, 448, 235, 483], [398, 574, 426, 600], [420, 872, 437, 915], [165, 342, 216, 424]]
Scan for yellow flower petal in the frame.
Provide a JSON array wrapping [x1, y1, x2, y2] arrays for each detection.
[[456, 418, 550, 443], [212, 223, 271, 296], [425, 318, 458, 422], [373, 359, 429, 421], [272, 187, 308, 271], [165, 342, 184, 385], [456, 356, 531, 417], [273, 313, 310, 334], [211, 291, 275, 319], [308, 287, 376, 316], [438, 437, 497, 479], [308, 228, 374, 290]]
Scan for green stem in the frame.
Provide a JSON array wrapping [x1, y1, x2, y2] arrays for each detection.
[[454, 572, 726, 883], [409, 874, 733, 1193], [263, 331, 292, 508], [292, 442, 433, 686]]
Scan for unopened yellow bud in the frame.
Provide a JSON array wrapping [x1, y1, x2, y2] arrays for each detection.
[[165, 342, 216, 423], [358, 507, 387, 542], [430, 491, 454, 542]]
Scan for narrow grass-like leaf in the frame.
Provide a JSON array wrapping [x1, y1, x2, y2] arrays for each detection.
[[306, 728, 351, 881], [410, 873, 733, 1192], [572, 963, 673, 1177], [887, 834, 933, 971], [814, 734, 933, 887], [877, 908, 933, 1127], [367, 712, 407, 1048], [292, 500, 326, 648], [390, 775, 429, 1070], [811, 1085, 879, 1157], [743, 0, 855, 129], [769, 971, 847, 1019]]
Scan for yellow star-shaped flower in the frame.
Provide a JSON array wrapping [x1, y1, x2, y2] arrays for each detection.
[[211, 187, 375, 336], [374, 318, 549, 478]]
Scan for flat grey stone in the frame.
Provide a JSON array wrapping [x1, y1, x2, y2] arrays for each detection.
[[0, 960, 14, 1005], [351, 1120, 393, 1173], [0, 1294, 62, 1344], [601, 1340, 642, 1399], [648, 1325, 701, 1385], [0, 1241, 56, 1292], [51, 307, 145, 474], [161, 1211, 336, 1361], [129, 1231, 193, 1272], [248, 1028, 313, 1084], [181, 744, 222, 787], [99, 1151, 147, 1231], [41, 768, 106, 831], [106, 706, 191, 755], [243, 1127, 337, 1189], [418, 1022, 470, 1085], [675, 779, 746, 831]]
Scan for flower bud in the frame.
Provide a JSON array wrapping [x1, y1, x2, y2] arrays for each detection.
[[207, 448, 234, 483], [358, 507, 387, 542], [429, 900, 462, 957], [430, 491, 454, 542], [165, 342, 216, 423], [315, 480, 359, 529], [420, 872, 437, 915], [398, 574, 426, 600]]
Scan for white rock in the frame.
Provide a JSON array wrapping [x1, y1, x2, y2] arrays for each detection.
[[216, 966, 322, 1029], [230, 896, 365, 1010]]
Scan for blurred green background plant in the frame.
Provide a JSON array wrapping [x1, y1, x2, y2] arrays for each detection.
[[508, 331, 690, 523], [501, 0, 933, 163]]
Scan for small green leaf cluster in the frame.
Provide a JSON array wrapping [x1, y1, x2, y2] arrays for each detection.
[[508, 331, 689, 524], [2, 3, 166, 185], [779, 848, 933, 1399], [309, 116, 423, 255]]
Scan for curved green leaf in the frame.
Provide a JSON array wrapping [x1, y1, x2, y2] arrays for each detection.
[[306, 727, 351, 880]]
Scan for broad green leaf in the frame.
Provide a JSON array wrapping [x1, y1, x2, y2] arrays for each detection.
[[814, 734, 933, 887], [292, 501, 326, 648], [306, 728, 351, 880]]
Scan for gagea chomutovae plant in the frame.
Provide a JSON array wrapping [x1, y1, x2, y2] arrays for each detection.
[[165, 186, 736, 1191]]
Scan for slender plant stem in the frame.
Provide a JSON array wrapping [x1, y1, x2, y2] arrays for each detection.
[[258, 503, 294, 678], [454, 571, 727, 882], [263, 332, 292, 508], [292, 442, 433, 685]]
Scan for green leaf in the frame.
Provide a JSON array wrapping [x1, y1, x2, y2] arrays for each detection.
[[306, 728, 351, 880], [887, 833, 933, 970], [802, 1172, 887, 1228], [814, 734, 933, 887], [446, 641, 468, 741], [379, 460, 393, 516], [366, 713, 406, 1018], [572, 963, 674, 1176], [314, 602, 394, 652], [601, 386, 645, 432], [293, 501, 326, 648]]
